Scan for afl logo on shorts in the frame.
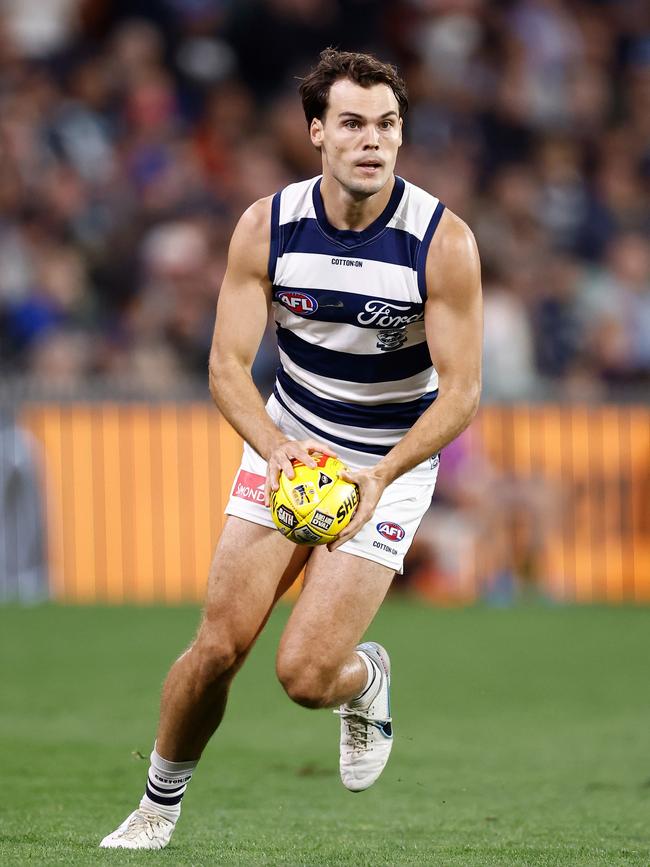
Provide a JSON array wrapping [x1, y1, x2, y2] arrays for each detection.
[[377, 521, 405, 542], [278, 290, 318, 316]]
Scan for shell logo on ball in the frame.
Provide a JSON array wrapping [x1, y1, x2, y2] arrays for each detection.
[[270, 452, 359, 545]]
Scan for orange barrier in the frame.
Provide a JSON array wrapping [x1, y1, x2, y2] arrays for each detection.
[[475, 405, 650, 602], [20, 404, 241, 603], [19, 403, 650, 604]]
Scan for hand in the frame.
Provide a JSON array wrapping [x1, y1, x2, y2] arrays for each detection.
[[327, 466, 388, 551], [264, 438, 336, 506]]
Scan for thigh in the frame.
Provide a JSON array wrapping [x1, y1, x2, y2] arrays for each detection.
[[199, 516, 310, 648], [278, 546, 394, 665]]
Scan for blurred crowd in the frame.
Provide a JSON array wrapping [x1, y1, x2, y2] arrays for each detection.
[[0, 0, 649, 399]]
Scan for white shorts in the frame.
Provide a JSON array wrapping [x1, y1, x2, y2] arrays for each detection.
[[224, 395, 439, 574]]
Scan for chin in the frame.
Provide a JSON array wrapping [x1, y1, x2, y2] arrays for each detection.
[[345, 173, 389, 198]]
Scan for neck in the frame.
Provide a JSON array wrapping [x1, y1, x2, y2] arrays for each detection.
[[319, 174, 395, 231]]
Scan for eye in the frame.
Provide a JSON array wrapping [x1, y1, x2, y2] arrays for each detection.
[[345, 120, 359, 129], [379, 120, 394, 130]]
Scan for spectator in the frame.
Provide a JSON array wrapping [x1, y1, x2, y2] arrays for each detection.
[[0, 0, 646, 404]]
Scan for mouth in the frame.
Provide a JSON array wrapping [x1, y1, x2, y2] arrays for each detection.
[[355, 160, 383, 176]]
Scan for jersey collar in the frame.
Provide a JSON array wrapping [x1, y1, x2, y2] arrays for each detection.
[[312, 175, 405, 249]]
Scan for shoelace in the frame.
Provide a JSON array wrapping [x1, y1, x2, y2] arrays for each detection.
[[120, 811, 169, 841], [334, 709, 372, 752]]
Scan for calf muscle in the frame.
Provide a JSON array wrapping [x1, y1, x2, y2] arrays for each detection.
[[156, 518, 309, 760]]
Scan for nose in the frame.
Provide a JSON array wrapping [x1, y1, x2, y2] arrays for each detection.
[[363, 126, 380, 149]]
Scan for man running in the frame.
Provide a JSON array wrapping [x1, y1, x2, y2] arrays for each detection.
[[101, 48, 482, 850]]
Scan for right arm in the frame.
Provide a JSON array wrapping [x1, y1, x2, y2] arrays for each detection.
[[208, 197, 331, 503]]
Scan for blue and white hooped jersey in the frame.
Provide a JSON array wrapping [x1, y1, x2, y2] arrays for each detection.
[[269, 175, 445, 458]]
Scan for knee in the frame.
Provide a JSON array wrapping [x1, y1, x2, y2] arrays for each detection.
[[190, 631, 245, 687], [276, 651, 334, 709]]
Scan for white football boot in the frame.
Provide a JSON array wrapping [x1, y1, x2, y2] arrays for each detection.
[[336, 641, 393, 792], [99, 809, 175, 850]]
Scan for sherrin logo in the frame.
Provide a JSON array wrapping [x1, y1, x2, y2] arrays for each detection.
[[277, 290, 318, 316], [336, 486, 359, 523], [377, 521, 405, 541]]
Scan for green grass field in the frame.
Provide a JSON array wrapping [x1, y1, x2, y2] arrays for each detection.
[[1, 601, 649, 866]]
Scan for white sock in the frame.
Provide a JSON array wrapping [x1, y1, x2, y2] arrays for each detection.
[[139, 746, 198, 823], [350, 650, 382, 709]]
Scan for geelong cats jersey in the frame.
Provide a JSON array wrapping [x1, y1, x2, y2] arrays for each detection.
[[269, 175, 445, 457]]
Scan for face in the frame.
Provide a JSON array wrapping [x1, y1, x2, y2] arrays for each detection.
[[310, 78, 403, 198]]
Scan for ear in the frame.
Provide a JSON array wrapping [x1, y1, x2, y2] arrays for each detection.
[[310, 117, 324, 149], [398, 116, 403, 148]]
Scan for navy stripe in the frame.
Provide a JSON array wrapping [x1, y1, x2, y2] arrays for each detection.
[[274, 390, 393, 455], [276, 367, 437, 428], [145, 784, 184, 806], [147, 778, 186, 796], [277, 327, 432, 383], [280, 218, 420, 268], [268, 191, 281, 282], [416, 201, 446, 301], [272, 286, 424, 328]]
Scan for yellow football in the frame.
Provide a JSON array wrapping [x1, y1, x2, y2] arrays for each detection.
[[270, 452, 359, 545]]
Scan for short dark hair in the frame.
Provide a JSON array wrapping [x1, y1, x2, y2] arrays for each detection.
[[299, 48, 408, 127]]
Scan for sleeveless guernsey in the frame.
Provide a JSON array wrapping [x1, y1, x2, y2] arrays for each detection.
[[269, 175, 445, 457]]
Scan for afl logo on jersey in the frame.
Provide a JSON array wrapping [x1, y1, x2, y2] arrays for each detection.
[[278, 290, 318, 316], [377, 521, 405, 541]]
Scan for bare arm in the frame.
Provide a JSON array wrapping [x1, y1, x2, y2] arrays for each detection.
[[330, 208, 482, 548], [208, 197, 282, 457], [208, 197, 331, 501]]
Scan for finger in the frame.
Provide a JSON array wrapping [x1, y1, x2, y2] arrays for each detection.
[[328, 510, 368, 551], [338, 470, 360, 485], [278, 454, 295, 480], [328, 529, 355, 551], [292, 447, 317, 468], [267, 459, 283, 493], [304, 440, 337, 458], [335, 521, 360, 547]]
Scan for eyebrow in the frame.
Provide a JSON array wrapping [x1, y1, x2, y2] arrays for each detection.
[[337, 111, 399, 120]]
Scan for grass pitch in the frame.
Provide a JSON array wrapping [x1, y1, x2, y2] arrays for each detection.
[[1, 601, 649, 866]]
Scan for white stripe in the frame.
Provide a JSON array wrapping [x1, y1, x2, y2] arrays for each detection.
[[278, 176, 319, 225], [275, 252, 420, 302], [276, 380, 407, 446], [387, 181, 440, 239], [278, 348, 438, 404], [273, 306, 427, 354]]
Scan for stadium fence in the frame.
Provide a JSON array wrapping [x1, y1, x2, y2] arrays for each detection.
[[16, 403, 650, 604]]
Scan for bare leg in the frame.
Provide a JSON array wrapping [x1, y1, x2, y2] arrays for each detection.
[[276, 547, 394, 709], [156, 517, 310, 760]]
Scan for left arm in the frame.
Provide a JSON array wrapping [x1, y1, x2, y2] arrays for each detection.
[[329, 208, 483, 550]]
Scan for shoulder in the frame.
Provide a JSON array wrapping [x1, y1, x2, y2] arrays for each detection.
[[233, 195, 273, 242], [231, 175, 317, 246], [227, 196, 274, 279], [429, 208, 477, 260], [426, 208, 481, 300]]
